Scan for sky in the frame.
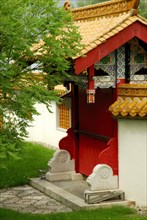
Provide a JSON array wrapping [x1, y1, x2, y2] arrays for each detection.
[[59, 0, 77, 7]]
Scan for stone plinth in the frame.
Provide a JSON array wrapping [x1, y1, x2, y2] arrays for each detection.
[[48, 150, 74, 173], [46, 150, 82, 181], [86, 164, 118, 191]]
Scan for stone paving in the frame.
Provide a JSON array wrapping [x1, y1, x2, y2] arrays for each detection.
[[0, 185, 72, 214], [0, 184, 147, 216]]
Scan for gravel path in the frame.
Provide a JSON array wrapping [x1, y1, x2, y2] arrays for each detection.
[[0, 185, 72, 214]]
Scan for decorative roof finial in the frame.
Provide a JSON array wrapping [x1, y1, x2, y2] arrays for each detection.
[[64, 0, 71, 10]]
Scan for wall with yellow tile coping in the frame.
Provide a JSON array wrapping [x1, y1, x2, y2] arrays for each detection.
[[118, 119, 147, 207], [109, 84, 147, 118]]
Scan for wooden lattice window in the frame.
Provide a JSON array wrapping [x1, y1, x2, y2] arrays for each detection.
[[58, 103, 71, 130]]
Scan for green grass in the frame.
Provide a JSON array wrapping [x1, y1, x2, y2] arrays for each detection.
[[0, 142, 146, 220], [0, 142, 55, 188], [0, 206, 147, 220]]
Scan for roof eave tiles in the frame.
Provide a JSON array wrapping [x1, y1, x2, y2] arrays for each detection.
[[109, 84, 147, 119]]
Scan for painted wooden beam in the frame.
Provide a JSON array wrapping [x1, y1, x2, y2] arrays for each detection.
[[74, 22, 147, 74]]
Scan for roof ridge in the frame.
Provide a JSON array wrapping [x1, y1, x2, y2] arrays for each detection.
[[72, 0, 140, 21]]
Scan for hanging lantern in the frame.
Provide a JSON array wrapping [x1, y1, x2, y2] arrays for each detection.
[[86, 89, 96, 103], [87, 65, 95, 103]]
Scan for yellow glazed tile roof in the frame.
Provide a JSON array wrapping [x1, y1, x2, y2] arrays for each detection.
[[72, 0, 147, 58], [31, 0, 147, 60], [109, 84, 147, 118]]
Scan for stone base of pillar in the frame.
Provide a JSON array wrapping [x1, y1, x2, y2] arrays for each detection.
[[46, 171, 75, 181], [46, 171, 83, 181], [45, 149, 83, 182], [86, 164, 118, 191]]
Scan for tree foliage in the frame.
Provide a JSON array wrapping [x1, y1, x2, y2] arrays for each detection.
[[139, 0, 147, 18], [0, 0, 81, 159], [77, 0, 108, 7]]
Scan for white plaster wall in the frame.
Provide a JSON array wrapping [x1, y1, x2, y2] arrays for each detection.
[[118, 119, 147, 207], [26, 102, 67, 148]]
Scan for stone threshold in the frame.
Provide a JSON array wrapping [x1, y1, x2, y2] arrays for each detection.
[[29, 178, 135, 211]]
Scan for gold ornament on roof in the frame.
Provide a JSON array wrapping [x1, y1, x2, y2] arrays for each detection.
[[64, 0, 71, 10]]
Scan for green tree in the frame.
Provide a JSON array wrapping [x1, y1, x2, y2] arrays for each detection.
[[0, 0, 81, 159], [76, 0, 107, 7], [139, 0, 147, 18]]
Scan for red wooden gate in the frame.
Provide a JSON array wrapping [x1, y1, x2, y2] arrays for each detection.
[[59, 86, 118, 176], [77, 88, 117, 176]]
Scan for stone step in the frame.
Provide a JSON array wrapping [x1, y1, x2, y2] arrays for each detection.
[[29, 178, 134, 210]]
